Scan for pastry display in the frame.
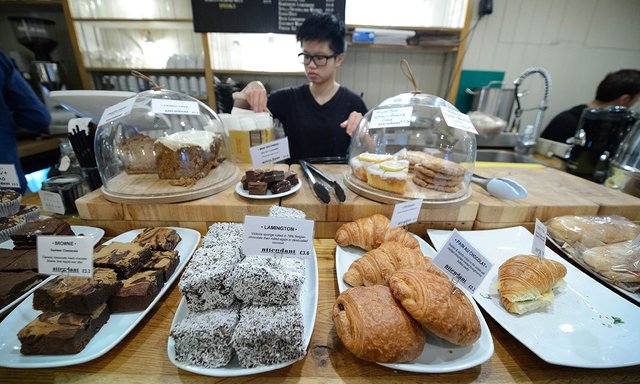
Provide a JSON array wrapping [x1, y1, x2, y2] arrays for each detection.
[[108, 270, 164, 312], [349, 152, 395, 182], [143, 250, 180, 281], [0, 271, 44, 308], [10, 218, 74, 249], [498, 255, 567, 315], [366, 159, 409, 194], [17, 303, 110, 355], [546, 215, 640, 248], [334, 214, 419, 251], [119, 134, 157, 175], [232, 255, 304, 306], [241, 168, 292, 195], [93, 241, 154, 279], [133, 227, 182, 251], [333, 285, 425, 363], [389, 269, 481, 346]]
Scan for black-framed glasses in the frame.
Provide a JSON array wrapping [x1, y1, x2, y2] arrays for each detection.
[[298, 53, 337, 66]]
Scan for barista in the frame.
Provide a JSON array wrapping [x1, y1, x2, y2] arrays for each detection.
[[233, 12, 367, 161], [541, 69, 640, 143]]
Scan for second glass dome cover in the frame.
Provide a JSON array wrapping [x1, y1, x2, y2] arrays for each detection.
[[94, 88, 239, 203], [345, 92, 477, 204]]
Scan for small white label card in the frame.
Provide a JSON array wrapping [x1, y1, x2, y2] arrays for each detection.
[[390, 198, 423, 228], [250, 137, 290, 168], [151, 99, 200, 115], [369, 106, 413, 129], [0, 164, 20, 188], [439, 107, 479, 134], [97, 97, 136, 127], [243, 215, 314, 258], [433, 229, 493, 293], [38, 190, 66, 215], [532, 218, 548, 258], [37, 235, 94, 278]]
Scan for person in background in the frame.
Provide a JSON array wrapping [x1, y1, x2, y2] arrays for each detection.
[[234, 12, 367, 161], [0, 50, 51, 194], [541, 69, 640, 143]]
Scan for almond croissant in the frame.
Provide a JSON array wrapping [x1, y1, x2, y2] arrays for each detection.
[[389, 269, 481, 346], [343, 241, 442, 287], [334, 214, 419, 251]]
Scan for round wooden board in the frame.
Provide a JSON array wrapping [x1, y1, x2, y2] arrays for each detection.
[[101, 162, 240, 204], [343, 170, 472, 207]]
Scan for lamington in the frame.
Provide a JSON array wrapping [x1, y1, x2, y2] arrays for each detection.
[[232, 255, 305, 306], [33, 268, 121, 314], [10, 218, 74, 249], [200, 222, 243, 249], [108, 270, 164, 312], [232, 304, 305, 368], [93, 242, 153, 279], [171, 305, 240, 368], [154, 130, 223, 184], [0, 271, 44, 308], [143, 250, 180, 281], [133, 227, 182, 251], [17, 303, 110, 355]]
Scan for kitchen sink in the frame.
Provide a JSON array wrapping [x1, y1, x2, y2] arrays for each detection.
[[476, 150, 545, 164]]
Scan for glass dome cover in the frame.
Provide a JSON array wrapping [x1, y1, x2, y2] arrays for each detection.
[[95, 88, 239, 203], [345, 91, 476, 204]]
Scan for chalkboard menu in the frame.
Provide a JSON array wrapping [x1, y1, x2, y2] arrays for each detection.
[[191, 0, 345, 34]]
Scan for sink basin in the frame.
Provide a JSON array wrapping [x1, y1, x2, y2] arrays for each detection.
[[476, 150, 544, 164]]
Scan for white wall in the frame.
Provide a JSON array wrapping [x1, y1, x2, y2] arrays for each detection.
[[462, 0, 640, 128]]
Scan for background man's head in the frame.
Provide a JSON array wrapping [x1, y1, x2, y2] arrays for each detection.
[[595, 69, 640, 107]]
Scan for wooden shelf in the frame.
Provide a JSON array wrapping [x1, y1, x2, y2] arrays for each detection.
[[86, 68, 205, 74], [212, 69, 305, 76]]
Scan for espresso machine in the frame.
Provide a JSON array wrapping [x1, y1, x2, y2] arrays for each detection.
[[566, 106, 638, 183]]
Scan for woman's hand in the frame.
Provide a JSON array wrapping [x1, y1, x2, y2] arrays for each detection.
[[340, 111, 364, 136]]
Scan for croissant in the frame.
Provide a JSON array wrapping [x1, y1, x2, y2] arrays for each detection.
[[343, 241, 442, 287], [334, 214, 419, 251], [498, 255, 567, 315], [333, 285, 425, 363], [389, 269, 481, 346]]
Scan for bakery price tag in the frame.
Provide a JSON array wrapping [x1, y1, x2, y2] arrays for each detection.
[[37, 235, 94, 278], [433, 229, 493, 293], [243, 215, 314, 258], [0, 164, 20, 188], [532, 218, 547, 258], [369, 107, 413, 129], [439, 107, 479, 134], [97, 97, 136, 127], [38, 190, 66, 215], [151, 99, 200, 115], [389, 198, 423, 228], [249, 137, 290, 168]]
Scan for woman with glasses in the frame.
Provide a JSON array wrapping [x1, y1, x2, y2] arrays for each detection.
[[234, 12, 367, 161]]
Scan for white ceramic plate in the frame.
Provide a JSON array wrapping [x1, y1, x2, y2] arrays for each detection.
[[335, 236, 494, 373], [0, 226, 105, 317], [167, 249, 318, 376], [234, 181, 301, 200], [0, 227, 200, 368], [428, 226, 640, 368]]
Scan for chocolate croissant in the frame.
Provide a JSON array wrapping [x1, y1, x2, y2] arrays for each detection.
[[333, 285, 425, 363], [334, 214, 419, 251], [389, 269, 481, 346], [343, 241, 441, 287]]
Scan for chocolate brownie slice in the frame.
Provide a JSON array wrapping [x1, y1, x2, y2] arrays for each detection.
[[108, 270, 164, 312], [93, 242, 153, 279], [10, 218, 74, 249], [133, 227, 181, 251], [263, 170, 284, 184], [143, 250, 180, 281], [0, 249, 38, 271], [269, 180, 291, 194], [248, 181, 268, 195], [284, 171, 299, 186], [0, 271, 44, 308], [18, 303, 110, 355], [33, 268, 121, 314]]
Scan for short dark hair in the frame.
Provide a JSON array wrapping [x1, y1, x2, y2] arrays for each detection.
[[296, 12, 346, 54], [595, 69, 640, 102]]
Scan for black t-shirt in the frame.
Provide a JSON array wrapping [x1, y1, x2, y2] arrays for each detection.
[[267, 85, 368, 161], [540, 104, 587, 143]]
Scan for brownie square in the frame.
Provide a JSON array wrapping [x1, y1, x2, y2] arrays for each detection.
[[93, 242, 153, 279], [133, 227, 181, 251], [10, 218, 74, 249], [0, 271, 44, 308], [269, 180, 291, 194], [245, 169, 264, 182], [17, 303, 110, 355], [33, 268, 121, 314], [108, 270, 164, 312], [248, 181, 267, 195], [263, 170, 285, 184], [284, 171, 299, 186], [143, 250, 180, 281], [0, 249, 38, 271]]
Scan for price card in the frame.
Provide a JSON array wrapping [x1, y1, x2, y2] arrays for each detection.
[[37, 235, 94, 278], [433, 229, 493, 293], [38, 190, 65, 215], [389, 198, 423, 228], [369, 106, 413, 129], [243, 215, 314, 258], [532, 218, 547, 258], [0, 164, 20, 188], [151, 99, 200, 115], [97, 97, 135, 127], [250, 137, 290, 168], [439, 107, 479, 134]]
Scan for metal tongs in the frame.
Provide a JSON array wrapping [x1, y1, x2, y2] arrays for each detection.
[[299, 160, 346, 203]]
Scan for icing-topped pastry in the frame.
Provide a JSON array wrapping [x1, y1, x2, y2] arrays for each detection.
[[155, 130, 218, 150], [366, 159, 409, 194], [349, 152, 395, 182]]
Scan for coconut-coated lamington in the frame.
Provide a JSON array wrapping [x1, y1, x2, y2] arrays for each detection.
[[232, 255, 305, 306], [200, 222, 244, 249]]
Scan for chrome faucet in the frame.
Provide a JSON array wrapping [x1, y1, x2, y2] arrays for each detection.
[[510, 67, 551, 153]]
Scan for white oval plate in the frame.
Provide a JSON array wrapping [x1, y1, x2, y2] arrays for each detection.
[[234, 181, 301, 200]]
